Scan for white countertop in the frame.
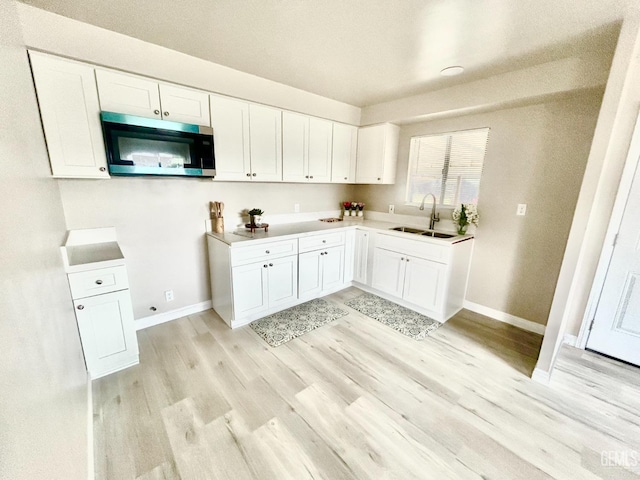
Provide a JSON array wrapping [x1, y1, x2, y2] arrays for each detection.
[[207, 219, 473, 246]]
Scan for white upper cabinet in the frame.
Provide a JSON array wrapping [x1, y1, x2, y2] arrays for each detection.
[[282, 113, 333, 183], [29, 52, 109, 179], [248, 104, 282, 182], [282, 111, 308, 182], [210, 94, 251, 181], [96, 69, 210, 126], [355, 123, 399, 184], [331, 123, 358, 183], [307, 117, 333, 183]]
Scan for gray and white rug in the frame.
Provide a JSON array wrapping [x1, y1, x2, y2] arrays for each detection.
[[345, 293, 441, 340], [250, 298, 348, 347]]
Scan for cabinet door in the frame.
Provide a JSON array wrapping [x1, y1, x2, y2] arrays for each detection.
[[403, 256, 446, 312], [355, 123, 398, 184], [282, 111, 308, 182], [249, 104, 282, 181], [210, 95, 251, 181], [29, 53, 109, 178], [96, 69, 161, 119], [267, 255, 298, 308], [298, 250, 323, 300], [232, 262, 268, 318], [307, 117, 333, 183], [74, 289, 138, 378], [371, 248, 405, 297], [321, 246, 344, 291], [159, 84, 210, 126], [353, 230, 370, 284], [331, 123, 357, 183]]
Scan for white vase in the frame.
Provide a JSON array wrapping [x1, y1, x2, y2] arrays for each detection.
[[357, 210, 363, 217]]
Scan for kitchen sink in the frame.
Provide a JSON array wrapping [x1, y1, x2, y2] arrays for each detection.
[[390, 226, 427, 234], [389, 226, 457, 239]]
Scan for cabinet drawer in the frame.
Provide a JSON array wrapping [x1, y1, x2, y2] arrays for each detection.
[[68, 265, 129, 299], [231, 238, 298, 266], [299, 231, 345, 253], [376, 233, 449, 263]]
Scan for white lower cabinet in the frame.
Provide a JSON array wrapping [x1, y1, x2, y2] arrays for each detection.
[[368, 233, 473, 322], [353, 230, 370, 284], [68, 265, 138, 379], [299, 245, 344, 300]]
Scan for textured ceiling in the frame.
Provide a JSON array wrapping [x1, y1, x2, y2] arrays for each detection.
[[19, 0, 630, 106]]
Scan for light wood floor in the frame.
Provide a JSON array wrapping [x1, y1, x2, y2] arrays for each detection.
[[93, 287, 640, 479]]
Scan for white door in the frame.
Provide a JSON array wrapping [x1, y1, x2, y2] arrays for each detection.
[[307, 117, 333, 183], [282, 111, 308, 182], [321, 246, 344, 291], [403, 256, 446, 312], [249, 104, 282, 181], [232, 262, 268, 318], [353, 230, 370, 284], [298, 250, 323, 300], [371, 248, 405, 297], [331, 123, 357, 183], [29, 53, 109, 178], [587, 150, 640, 366], [96, 69, 161, 119], [158, 84, 210, 126], [267, 255, 298, 308], [74, 290, 137, 377], [210, 95, 251, 181]]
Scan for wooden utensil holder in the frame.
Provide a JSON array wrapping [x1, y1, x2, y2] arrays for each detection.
[[213, 217, 224, 233]]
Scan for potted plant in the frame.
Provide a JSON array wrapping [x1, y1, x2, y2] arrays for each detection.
[[356, 202, 365, 217], [452, 203, 479, 235], [248, 208, 264, 226], [342, 201, 352, 217]]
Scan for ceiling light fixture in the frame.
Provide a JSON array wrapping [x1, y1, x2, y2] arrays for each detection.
[[440, 66, 464, 76]]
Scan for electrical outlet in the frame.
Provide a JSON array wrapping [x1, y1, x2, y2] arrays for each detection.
[[165, 290, 174, 302], [294, 203, 300, 213], [517, 204, 527, 216], [389, 204, 395, 214]]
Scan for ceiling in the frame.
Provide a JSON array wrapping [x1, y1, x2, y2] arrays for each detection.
[[19, 0, 632, 107]]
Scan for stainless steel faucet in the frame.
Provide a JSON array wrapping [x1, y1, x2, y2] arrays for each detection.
[[419, 193, 440, 230]]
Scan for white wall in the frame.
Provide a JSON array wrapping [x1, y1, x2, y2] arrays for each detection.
[[0, 1, 88, 478], [16, 3, 361, 125], [353, 90, 603, 327], [59, 179, 351, 320]]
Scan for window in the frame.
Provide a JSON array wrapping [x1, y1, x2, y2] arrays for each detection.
[[405, 128, 489, 207]]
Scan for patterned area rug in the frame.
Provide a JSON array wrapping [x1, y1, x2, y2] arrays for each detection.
[[250, 298, 348, 347], [344, 293, 441, 340]]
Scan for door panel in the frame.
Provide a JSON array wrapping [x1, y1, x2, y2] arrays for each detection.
[[210, 95, 251, 181], [268, 256, 298, 307], [308, 117, 333, 183], [371, 248, 405, 297], [322, 246, 344, 291], [249, 104, 282, 181], [96, 69, 161, 119], [232, 263, 268, 317], [354, 230, 369, 284], [331, 123, 357, 183], [299, 250, 322, 300], [403, 256, 446, 312], [282, 111, 308, 182], [159, 84, 210, 126]]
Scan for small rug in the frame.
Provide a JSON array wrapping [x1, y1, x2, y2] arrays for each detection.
[[250, 298, 348, 347], [344, 293, 441, 340]]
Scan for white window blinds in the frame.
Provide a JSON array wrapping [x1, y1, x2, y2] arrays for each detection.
[[406, 128, 489, 206]]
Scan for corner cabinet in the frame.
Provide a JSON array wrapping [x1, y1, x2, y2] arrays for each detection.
[[355, 123, 399, 184], [29, 52, 109, 179]]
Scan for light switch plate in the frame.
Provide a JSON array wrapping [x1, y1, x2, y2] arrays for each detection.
[[389, 204, 395, 214], [294, 203, 300, 213], [517, 204, 527, 216]]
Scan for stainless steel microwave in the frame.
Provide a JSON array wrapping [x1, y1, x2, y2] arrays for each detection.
[[100, 112, 215, 178]]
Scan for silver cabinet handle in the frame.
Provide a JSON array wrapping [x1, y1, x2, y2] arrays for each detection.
[[269, 263, 273, 267], [406, 259, 410, 262], [77, 305, 84, 310], [324, 251, 328, 255], [377, 177, 381, 181], [265, 250, 270, 254], [305, 175, 309, 179], [95, 279, 103, 285], [263, 264, 268, 268], [320, 252, 324, 256], [401, 257, 404, 261], [246, 173, 251, 177], [344, 177, 347, 180], [252, 173, 257, 177], [163, 111, 169, 116], [154, 109, 160, 115], [322, 240, 326, 243], [310, 176, 313, 179], [99, 167, 106, 172]]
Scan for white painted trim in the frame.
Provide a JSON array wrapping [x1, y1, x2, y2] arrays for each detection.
[[463, 300, 546, 335], [86, 372, 94, 480], [531, 367, 552, 385], [562, 334, 578, 347], [135, 300, 212, 330], [577, 111, 640, 350]]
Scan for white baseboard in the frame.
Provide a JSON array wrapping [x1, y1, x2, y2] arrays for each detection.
[[135, 300, 212, 330], [562, 334, 578, 347], [87, 373, 94, 480], [531, 367, 552, 385], [463, 300, 546, 335]]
